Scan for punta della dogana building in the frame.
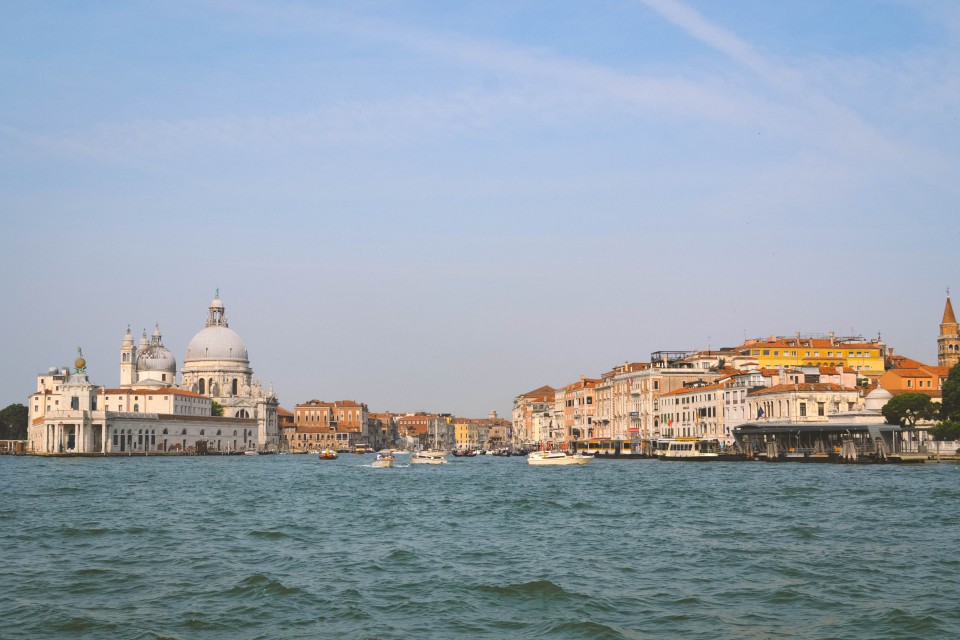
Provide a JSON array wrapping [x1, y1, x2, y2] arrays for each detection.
[[26, 293, 279, 455]]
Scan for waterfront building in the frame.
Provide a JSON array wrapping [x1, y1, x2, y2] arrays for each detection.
[[938, 294, 959, 368], [368, 412, 398, 449], [746, 383, 862, 424], [592, 362, 651, 443], [628, 354, 721, 443], [26, 293, 279, 454], [512, 385, 555, 448], [658, 381, 729, 442], [453, 417, 488, 450], [877, 365, 947, 395], [560, 376, 600, 446], [289, 399, 369, 452], [735, 333, 886, 373]]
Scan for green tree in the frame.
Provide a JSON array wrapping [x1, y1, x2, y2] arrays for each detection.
[[211, 400, 224, 417], [929, 420, 960, 441], [881, 393, 939, 427], [940, 362, 960, 422], [0, 403, 29, 440]]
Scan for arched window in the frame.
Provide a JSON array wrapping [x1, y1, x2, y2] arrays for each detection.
[[237, 409, 249, 419], [181, 429, 187, 435], [133, 403, 139, 412], [162, 428, 168, 435], [200, 430, 205, 436], [233, 430, 238, 436], [232, 378, 238, 395], [216, 429, 222, 436], [198, 379, 205, 395]]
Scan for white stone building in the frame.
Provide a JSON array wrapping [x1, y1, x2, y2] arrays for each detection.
[[26, 293, 279, 454]]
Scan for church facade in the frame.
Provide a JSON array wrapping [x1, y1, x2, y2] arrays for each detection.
[[26, 293, 279, 454]]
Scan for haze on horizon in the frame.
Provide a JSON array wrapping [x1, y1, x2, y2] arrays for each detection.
[[2, 0, 958, 418]]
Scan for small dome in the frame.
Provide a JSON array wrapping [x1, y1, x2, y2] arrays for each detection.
[[185, 326, 249, 362], [75, 357, 86, 370], [137, 344, 176, 373], [864, 386, 893, 412]]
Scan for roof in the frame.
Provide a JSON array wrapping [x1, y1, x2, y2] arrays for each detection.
[[740, 337, 882, 350], [659, 382, 728, 398], [518, 385, 555, 400], [944, 296, 957, 325], [889, 389, 942, 399], [748, 383, 857, 397]]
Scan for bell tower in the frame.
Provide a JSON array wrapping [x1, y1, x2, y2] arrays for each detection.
[[938, 290, 959, 368], [120, 326, 136, 387]]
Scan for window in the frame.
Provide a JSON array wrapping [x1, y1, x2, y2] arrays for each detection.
[[799, 403, 807, 417], [763, 350, 770, 356], [818, 403, 825, 416]]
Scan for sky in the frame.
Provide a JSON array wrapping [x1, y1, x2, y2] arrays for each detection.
[[1, 0, 959, 418]]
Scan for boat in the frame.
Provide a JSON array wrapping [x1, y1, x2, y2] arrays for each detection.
[[410, 450, 448, 465], [244, 449, 259, 456], [527, 451, 593, 466], [655, 438, 720, 461], [318, 449, 339, 460], [372, 451, 396, 468]]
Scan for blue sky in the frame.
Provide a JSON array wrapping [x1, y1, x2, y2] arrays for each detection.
[[2, 0, 958, 417]]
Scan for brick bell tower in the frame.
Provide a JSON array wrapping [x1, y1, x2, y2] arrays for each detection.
[[938, 290, 959, 368]]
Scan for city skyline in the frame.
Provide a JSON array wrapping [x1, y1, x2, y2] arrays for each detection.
[[2, 1, 958, 417]]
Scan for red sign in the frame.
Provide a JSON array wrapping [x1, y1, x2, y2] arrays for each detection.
[[628, 428, 639, 433]]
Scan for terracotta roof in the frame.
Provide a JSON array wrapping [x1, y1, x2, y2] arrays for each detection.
[[886, 354, 928, 369], [742, 337, 881, 350], [889, 389, 942, 399], [518, 385, 555, 400], [277, 407, 293, 417], [884, 368, 937, 379], [659, 382, 728, 397], [944, 296, 957, 325]]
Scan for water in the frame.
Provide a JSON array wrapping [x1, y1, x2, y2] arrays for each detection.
[[2, 455, 959, 639]]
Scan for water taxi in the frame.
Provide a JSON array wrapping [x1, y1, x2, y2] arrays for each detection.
[[318, 449, 339, 460], [372, 451, 396, 468], [655, 437, 720, 461], [410, 450, 449, 465], [527, 451, 592, 466]]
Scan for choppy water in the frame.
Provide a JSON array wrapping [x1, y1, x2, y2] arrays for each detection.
[[2, 455, 960, 639]]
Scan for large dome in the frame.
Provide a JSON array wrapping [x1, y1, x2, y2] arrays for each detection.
[[185, 325, 248, 362]]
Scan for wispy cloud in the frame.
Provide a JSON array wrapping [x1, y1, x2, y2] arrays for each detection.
[[638, 0, 960, 195]]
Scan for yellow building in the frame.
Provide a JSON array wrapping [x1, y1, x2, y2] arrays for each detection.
[[737, 333, 885, 374]]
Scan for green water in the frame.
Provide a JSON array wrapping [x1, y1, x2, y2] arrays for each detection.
[[2, 455, 959, 639]]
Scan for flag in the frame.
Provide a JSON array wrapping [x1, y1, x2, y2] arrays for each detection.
[[757, 406, 765, 419]]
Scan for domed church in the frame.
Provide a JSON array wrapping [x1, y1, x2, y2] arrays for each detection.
[[27, 292, 279, 455], [180, 292, 279, 431]]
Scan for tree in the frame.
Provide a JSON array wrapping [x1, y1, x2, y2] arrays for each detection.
[[929, 420, 960, 441], [881, 393, 939, 427], [0, 403, 28, 440], [211, 400, 224, 417], [940, 362, 960, 422]]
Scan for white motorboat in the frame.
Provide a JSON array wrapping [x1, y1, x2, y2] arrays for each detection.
[[410, 450, 448, 465], [244, 450, 259, 456], [527, 451, 592, 466]]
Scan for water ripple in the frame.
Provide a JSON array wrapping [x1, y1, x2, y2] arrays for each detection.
[[3, 455, 960, 638]]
